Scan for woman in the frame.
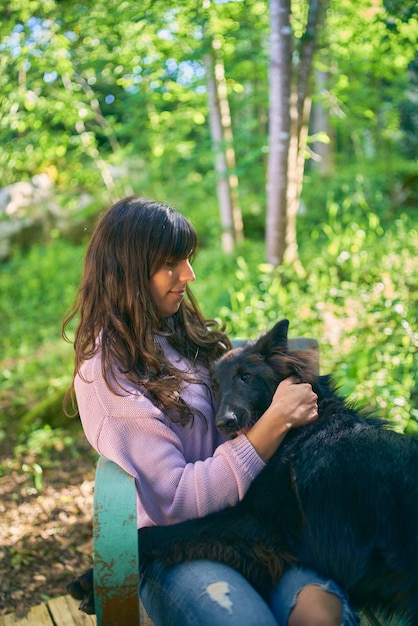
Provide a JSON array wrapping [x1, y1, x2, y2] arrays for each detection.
[[63, 196, 359, 626]]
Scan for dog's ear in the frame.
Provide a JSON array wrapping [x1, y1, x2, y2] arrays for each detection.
[[255, 319, 289, 357]]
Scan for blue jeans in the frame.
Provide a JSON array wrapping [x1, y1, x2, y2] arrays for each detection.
[[139, 560, 360, 626]]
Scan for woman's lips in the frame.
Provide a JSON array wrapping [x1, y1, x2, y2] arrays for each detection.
[[170, 290, 185, 298]]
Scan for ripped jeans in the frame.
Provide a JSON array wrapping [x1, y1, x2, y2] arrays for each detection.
[[139, 560, 360, 626]]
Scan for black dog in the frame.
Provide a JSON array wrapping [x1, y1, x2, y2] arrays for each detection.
[[139, 319, 418, 623]]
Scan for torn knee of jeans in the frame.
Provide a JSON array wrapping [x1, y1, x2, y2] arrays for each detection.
[[291, 582, 333, 611], [205, 581, 233, 614]]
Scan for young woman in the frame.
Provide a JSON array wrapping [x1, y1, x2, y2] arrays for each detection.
[[63, 196, 359, 626]]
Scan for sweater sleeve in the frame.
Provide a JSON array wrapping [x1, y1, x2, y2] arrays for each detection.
[[75, 351, 266, 527]]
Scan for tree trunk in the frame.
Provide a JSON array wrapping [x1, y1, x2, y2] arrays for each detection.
[[267, 0, 327, 267], [212, 38, 244, 244], [204, 52, 234, 253], [266, 0, 292, 266], [310, 64, 332, 175], [204, 34, 243, 253], [285, 0, 326, 266]]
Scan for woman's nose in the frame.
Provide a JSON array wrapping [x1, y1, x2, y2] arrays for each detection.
[[179, 259, 196, 283]]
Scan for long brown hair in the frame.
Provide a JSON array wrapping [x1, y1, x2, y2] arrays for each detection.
[[62, 196, 231, 423]]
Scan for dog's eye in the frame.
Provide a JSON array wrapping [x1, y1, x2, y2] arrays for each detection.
[[240, 372, 252, 382]]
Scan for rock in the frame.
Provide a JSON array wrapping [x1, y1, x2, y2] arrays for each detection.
[[0, 173, 55, 217], [0, 174, 62, 261]]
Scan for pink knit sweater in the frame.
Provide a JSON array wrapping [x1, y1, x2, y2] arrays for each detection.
[[75, 335, 266, 529]]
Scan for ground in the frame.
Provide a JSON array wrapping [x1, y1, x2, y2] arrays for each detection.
[[0, 429, 97, 618]]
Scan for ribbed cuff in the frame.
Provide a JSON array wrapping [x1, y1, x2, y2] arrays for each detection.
[[226, 434, 266, 480]]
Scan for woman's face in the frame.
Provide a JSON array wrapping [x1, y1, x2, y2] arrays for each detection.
[[149, 257, 196, 318]]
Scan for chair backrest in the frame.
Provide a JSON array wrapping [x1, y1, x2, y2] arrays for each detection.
[[94, 456, 149, 625], [232, 336, 319, 373]]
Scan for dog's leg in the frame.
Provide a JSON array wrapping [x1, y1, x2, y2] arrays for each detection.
[[67, 568, 95, 615]]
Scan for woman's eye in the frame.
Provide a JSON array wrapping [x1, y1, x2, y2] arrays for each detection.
[[165, 260, 177, 268]]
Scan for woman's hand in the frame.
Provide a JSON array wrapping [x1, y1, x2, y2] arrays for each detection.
[[269, 376, 318, 430], [246, 376, 318, 462]]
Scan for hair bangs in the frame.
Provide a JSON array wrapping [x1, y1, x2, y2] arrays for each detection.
[[148, 208, 197, 277], [169, 214, 197, 261]]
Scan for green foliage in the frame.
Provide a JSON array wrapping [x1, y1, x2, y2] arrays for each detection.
[[15, 425, 76, 466], [0, 238, 84, 356], [1, 0, 415, 197], [325, 0, 418, 163], [0, 239, 83, 424]]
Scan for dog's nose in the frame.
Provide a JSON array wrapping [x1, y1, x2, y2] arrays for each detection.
[[216, 412, 238, 433]]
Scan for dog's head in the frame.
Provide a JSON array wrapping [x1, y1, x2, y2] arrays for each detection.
[[211, 319, 318, 436]]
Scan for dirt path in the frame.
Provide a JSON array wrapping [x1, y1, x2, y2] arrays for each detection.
[[0, 432, 97, 617]]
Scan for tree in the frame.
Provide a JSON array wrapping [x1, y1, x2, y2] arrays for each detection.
[[203, 2, 244, 253], [266, 0, 326, 267], [266, 0, 292, 267]]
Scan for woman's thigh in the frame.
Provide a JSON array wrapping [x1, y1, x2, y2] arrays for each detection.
[[269, 566, 360, 626], [140, 559, 279, 626]]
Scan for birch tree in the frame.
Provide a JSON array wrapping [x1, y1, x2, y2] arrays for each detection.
[[203, 1, 244, 253], [266, 0, 292, 266], [266, 0, 326, 266]]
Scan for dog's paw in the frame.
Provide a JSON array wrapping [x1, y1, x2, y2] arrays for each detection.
[[67, 568, 95, 615]]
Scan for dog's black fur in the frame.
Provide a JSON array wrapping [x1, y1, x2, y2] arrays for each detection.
[[139, 319, 418, 623]]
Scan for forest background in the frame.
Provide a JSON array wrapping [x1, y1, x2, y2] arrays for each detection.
[[0, 0, 417, 615]]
